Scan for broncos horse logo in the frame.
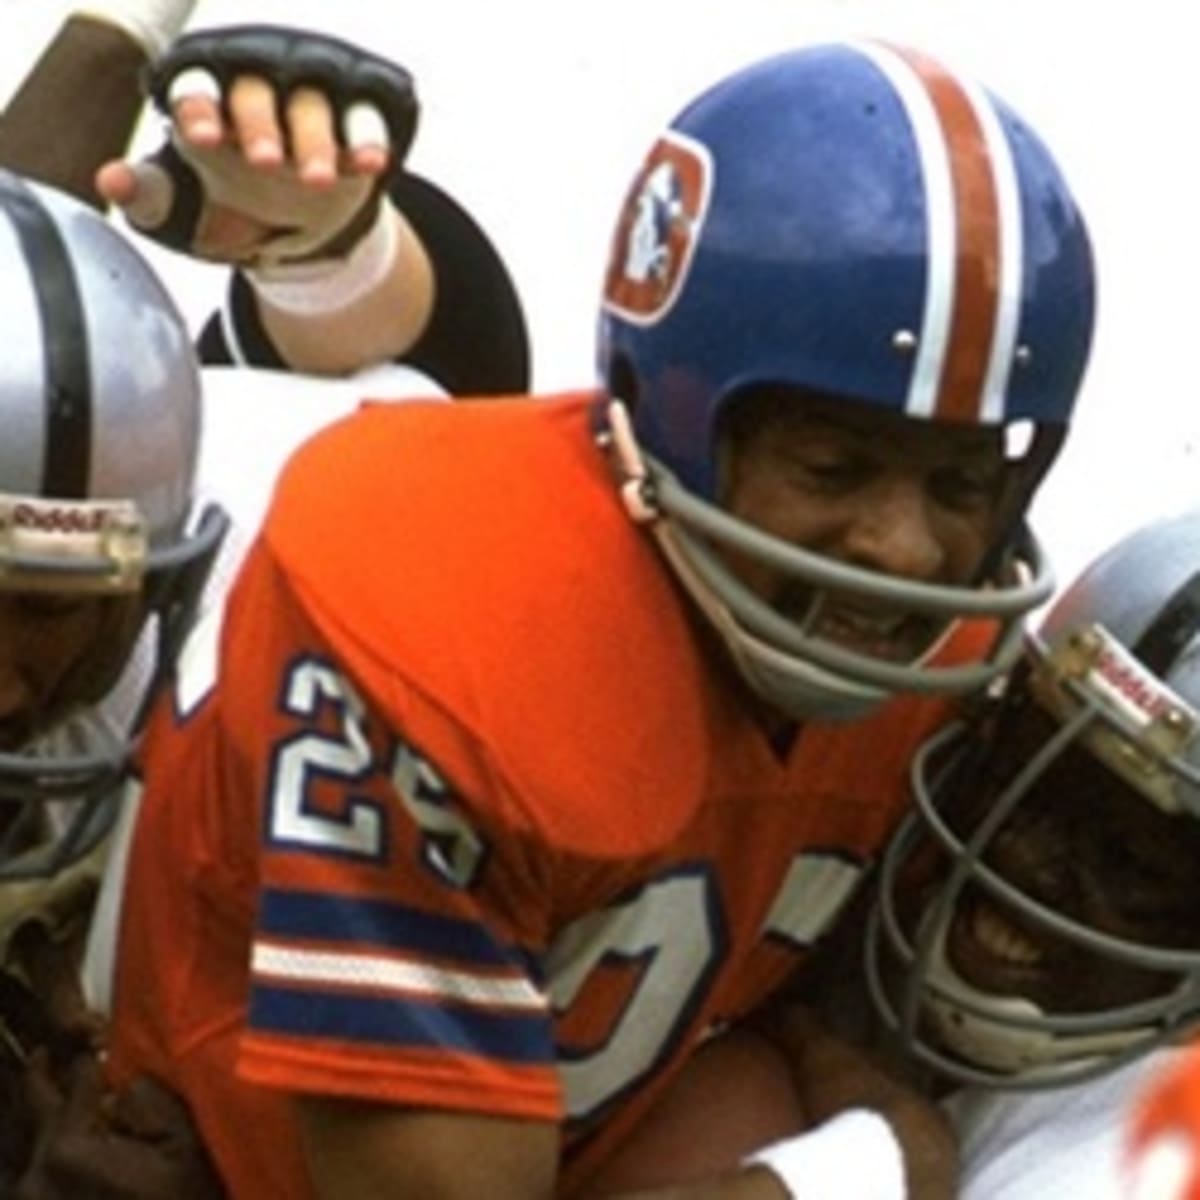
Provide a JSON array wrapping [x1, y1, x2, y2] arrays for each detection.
[[603, 131, 710, 324]]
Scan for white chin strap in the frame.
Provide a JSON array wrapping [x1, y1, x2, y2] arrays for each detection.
[[653, 523, 887, 722], [923, 920, 1142, 1074]]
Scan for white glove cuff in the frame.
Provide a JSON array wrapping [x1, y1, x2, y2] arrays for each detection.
[[75, 0, 197, 57], [743, 1108, 905, 1200], [246, 203, 398, 316]]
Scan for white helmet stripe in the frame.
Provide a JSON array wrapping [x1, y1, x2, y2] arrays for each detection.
[[854, 40, 955, 419], [966, 73, 1024, 424], [854, 41, 1023, 424]]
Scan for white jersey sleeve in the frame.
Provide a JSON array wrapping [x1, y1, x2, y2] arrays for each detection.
[[81, 362, 447, 1013], [946, 1051, 1181, 1200], [192, 362, 447, 611]]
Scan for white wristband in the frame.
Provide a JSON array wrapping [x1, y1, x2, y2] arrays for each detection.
[[75, 0, 197, 57], [743, 1108, 905, 1200], [246, 204, 398, 316]]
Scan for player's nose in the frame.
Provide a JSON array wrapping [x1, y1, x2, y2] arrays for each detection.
[[840, 476, 946, 582]]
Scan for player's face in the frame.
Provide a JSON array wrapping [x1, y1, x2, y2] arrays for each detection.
[[937, 704, 1200, 1013], [719, 392, 1010, 665], [0, 590, 134, 752]]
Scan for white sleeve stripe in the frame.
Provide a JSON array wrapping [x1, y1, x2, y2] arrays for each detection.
[[251, 940, 548, 1012]]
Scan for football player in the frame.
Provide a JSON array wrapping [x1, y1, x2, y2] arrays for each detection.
[[0, 169, 227, 1197], [580, 508, 1200, 1200], [102, 38, 1096, 1200], [861, 507, 1200, 1198], [0, 10, 533, 1196]]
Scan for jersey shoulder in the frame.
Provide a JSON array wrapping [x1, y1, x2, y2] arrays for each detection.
[[246, 395, 717, 856]]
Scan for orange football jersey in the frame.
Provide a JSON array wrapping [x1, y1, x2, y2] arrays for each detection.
[[107, 394, 982, 1197]]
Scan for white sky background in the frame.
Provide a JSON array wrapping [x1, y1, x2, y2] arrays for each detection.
[[0, 0, 1198, 594]]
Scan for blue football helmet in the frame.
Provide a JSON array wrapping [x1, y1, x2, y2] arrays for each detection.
[[868, 508, 1200, 1088], [596, 39, 1095, 719], [0, 172, 227, 893]]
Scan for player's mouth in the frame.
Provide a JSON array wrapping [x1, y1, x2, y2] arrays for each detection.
[[802, 596, 943, 665], [946, 893, 1050, 992]]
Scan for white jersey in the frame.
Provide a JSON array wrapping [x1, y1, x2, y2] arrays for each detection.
[[80, 361, 445, 1011], [193, 361, 447, 607], [946, 1050, 1183, 1200]]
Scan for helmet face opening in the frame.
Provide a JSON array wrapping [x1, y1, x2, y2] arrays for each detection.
[[868, 512, 1200, 1089], [601, 378, 1058, 721], [596, 40, 1094, 719], [0, 502, 226, 888]]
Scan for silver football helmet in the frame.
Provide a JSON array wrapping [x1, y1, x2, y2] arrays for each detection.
[[0, 171, 227, 889], [867, 508, 1200, 1088]]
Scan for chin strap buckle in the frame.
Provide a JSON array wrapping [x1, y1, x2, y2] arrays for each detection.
[[600, 400, 659, 524]]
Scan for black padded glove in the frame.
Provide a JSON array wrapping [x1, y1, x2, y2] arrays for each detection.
[[126, 24, 418, 265], [144, 23, 418, 162]]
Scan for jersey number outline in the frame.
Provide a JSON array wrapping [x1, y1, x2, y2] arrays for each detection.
[[267, 658, 386, 860], [264, 659, 864, 1122]]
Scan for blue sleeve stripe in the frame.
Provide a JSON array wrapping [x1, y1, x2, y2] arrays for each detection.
[[258, 888, 538, 974]]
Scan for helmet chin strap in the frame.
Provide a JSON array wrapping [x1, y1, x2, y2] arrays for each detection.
[[600, 399, 661, 525], [921, 915, 1148, 1077]]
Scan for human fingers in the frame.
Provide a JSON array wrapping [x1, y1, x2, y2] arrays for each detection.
[[225, 74, 285, 168], [95, 143, 209, 255], [287, 93, 391, 184], [94, 160, 137, 207], [95, 159, 174, 229], [165, 66, 225, 148], [342, 100, 391, 177], [143, 24, 419, 171], [285, 85, 339, 187]]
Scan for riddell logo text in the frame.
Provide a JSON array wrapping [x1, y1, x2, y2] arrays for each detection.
[[11, 503, 105, 534], [1094, 647, 1170, 719]]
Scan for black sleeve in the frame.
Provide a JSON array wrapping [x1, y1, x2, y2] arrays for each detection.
[[196, 171, 531, 395]]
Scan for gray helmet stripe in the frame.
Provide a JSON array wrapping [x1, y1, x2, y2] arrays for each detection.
[[1131, 569, 1200, 677], [0, 173, 91, 497]]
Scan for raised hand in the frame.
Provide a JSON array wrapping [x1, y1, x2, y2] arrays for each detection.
[[96, 24, 418, 268]]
